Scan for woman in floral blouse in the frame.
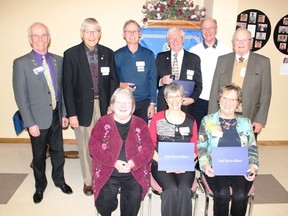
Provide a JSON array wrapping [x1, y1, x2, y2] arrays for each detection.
[[198, 83, 258, 216], [89, 88, 154, 216]]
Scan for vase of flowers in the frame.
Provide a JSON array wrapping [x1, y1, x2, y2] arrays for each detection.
[[141, 0, 206, 26]]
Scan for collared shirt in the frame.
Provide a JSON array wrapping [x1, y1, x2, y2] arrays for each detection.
[[115, 44, 157, 103], [203, 38, 218, 49], [171, 48, 184, 72], [85, 46, 99, 96], [33, 50, 58, 102], [236, 52, 250, 62]]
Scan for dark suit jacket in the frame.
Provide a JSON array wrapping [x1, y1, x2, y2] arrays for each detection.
[[208, 52, 272, 125], [13, 51, 65, 129], [63, 42, 119, 127], [156, 49, 202, 114]]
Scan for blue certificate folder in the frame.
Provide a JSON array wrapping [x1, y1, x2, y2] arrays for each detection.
[[158, 142, 195, 171], [172, 80, 195, 97], [212, 147, 249, 176]]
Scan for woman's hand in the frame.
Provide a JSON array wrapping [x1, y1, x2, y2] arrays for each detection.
[[114, 160, 131, 173], [244, 168, 256, 181], [204, 164, 215, 177]]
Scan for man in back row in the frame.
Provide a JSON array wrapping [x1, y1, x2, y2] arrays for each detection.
[[189, 18, 231, 129], [62, 18, 119, 196], [13, 22, 72, 204], [209, 27, 272, 139]]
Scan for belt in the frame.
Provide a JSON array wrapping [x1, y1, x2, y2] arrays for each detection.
[[94, 95, 99, 99]]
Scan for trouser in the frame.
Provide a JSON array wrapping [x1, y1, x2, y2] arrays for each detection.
[[151, 162, 195, 216], [30, 106, 65, 191], [74, 99, 101, 186], [134, 98, 150, 123], [191, 98, 209, 131], [96, 175, 142, 216], [204, 173, 253, 216]]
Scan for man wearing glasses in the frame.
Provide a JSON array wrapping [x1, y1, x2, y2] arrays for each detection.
[[62, 18, 119, 196], [115, 19, 157, 123], [209, 28, 272, 139], [13, 22, 73, 204]]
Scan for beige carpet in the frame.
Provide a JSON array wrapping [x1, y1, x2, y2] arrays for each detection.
[[0, 173, 28, 204], [254, 174, 288, 204]]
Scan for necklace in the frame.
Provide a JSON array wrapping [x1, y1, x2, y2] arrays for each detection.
[[221, 118, 237, 129]]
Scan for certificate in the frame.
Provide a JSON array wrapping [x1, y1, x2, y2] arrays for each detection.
[[172, 80, 195, 97], [212, 147, 249, 176], [158, 142, 195, 171]]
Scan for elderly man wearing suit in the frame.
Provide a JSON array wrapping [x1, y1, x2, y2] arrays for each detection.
[[156, 27, 202, 117], [209, 28, 272, 139], [63, 18, 119, 196], [13, 22, 72, 204]]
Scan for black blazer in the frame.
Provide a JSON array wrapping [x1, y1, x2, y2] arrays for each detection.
[[156, 49, 202, 114], [63, 42, 119, 126]]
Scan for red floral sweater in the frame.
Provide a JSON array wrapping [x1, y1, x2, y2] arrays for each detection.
[[89, 113, 154, 202]]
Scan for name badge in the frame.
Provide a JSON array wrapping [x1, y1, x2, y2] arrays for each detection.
[[101, 67, 110, 76], [211, 130, 223, 138], [136, 61, 145, 72], [33, 66, 44, 75], [186, 70, 194, 80], [240, 68, 246, 77], [179, 127, 190, 136]]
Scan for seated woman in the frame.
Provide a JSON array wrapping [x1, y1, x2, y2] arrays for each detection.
[[149, 83, 198, 216], [89, 88, 154, 216], [198, 83, 258, 216]]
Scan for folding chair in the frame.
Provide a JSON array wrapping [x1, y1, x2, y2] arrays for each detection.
[[198, 173, 254, 216], [147, 174, 200, 216]]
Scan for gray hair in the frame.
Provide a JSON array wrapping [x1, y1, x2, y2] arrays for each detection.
[[27, 22, 50, 37], [123, 19, 141, 32], [110, 88, 136, 114], [164, 83, 184, 99], [166, 27, 185, 39], [80, 18, 101, 32]]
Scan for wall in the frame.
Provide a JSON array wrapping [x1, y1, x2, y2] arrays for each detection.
[[0, 0, 287, 141]]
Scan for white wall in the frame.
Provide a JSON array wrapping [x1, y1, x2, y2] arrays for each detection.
[[1, 0, 287, 141]]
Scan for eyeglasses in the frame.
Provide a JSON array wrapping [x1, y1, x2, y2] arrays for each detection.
[[201, 27, 216, 31], [124, 30, 140, 35], [221, 97, 238, 102], [234, 38, 251, 43], [115, 101, 132, 106], [166, 95, 183, 100], [29, 34, 49, 40], [82, 30, 100, 35]]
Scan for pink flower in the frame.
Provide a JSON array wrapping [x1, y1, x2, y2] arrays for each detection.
[[102, 143, 107, 150]]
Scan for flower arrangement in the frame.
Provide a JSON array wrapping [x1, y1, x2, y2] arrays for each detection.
[[142, 0, 206, 24]]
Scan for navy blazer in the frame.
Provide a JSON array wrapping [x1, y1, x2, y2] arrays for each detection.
[[156, 49, 202, 113], [63, 42, 119, 126]]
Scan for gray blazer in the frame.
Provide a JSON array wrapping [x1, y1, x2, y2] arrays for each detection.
[[208, 51, 271, 125], [13, 51, 66, 129]]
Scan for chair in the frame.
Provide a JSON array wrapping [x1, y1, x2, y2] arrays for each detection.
[[147, 174, 200, 216], [198, 173, 254, 216]]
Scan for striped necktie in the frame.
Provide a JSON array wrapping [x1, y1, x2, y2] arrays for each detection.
[[42, 56, 56, 109], [172, 53, 180, 80]]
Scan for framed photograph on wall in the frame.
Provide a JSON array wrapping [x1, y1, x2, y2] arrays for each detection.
[[236, 9, 271, 52], [273, 14, 288, 55]]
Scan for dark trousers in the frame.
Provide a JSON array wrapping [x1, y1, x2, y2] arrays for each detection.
[[96, 175, 142, 216], [191, 98, 209, 131], [29, 107, 65, 192], [204, 173, 253, 216], [151, 163, 195, 216], [134, 98, 150, 123]]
